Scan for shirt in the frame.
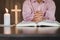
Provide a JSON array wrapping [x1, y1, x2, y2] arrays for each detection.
[[22, 0, 56, 21]]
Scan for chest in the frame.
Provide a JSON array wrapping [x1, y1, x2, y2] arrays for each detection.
[[30, 2, 48, 13]]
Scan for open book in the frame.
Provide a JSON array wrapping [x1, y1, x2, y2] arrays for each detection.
[[16, 20, 60, 27]]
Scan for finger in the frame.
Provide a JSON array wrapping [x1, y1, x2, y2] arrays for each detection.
[[35, 13, 44, 16], [35, 15, 43, 17]]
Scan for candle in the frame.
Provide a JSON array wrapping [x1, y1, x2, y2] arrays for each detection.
[[4, 8, 10, 26], [4, 8, 11, 34]]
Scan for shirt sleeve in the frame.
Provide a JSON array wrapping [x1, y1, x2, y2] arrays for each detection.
[[22, 1, 34, 21], [45, 1, 56, 21]]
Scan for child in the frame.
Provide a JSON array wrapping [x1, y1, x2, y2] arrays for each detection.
[[22, 0, 56, 22]]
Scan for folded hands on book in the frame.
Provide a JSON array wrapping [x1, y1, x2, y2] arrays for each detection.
[[32, 11, 46, 23]]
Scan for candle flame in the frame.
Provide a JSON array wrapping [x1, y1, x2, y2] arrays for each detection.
[[5, 8, 8, 13]]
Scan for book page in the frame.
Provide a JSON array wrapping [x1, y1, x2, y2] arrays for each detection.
[[16, 21, 37, 27], [37, 20, 60, 27]]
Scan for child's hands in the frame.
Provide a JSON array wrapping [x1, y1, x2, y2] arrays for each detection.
[[32, 11, 45, 22]]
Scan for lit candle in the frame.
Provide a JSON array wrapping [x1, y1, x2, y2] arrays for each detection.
[[4, 8, 11, 34]]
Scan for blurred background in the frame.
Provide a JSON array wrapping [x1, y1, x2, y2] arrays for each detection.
[[0, 0, 60, 24]]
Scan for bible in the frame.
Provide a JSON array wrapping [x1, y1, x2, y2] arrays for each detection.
[[16, 20, 60, 27]]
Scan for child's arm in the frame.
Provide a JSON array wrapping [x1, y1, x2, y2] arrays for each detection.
[[22, 1, 33, 21]]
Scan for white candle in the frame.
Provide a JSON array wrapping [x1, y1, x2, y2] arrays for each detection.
[[4, 8, 11, 34]]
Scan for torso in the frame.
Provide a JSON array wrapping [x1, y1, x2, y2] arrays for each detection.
[[30, 1, 48, 14]]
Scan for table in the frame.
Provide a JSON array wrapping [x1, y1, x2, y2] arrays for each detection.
[[0, 24, 16, 34], [0, 34, 60, 40], [0, 24, 60, 40], [0, 24, 60, 35], [16, 26, 60, 35], [0, 25, 60, 40]]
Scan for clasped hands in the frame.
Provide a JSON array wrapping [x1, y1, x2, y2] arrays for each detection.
[[32, 11, 46, 22]]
